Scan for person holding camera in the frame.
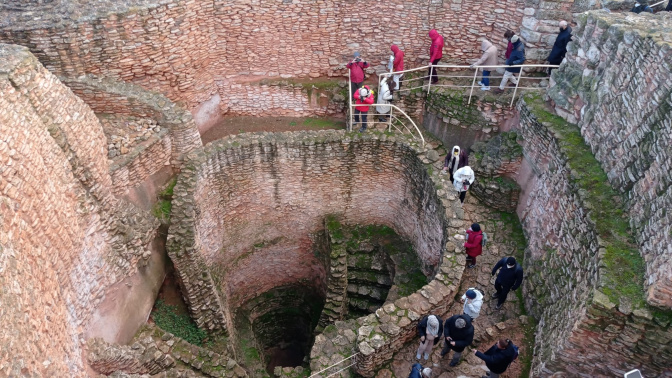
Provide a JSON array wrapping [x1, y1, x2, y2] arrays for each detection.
[[353, 86, 375, 132], [347, 52, 370, 99], [440, 314, 474, 367]]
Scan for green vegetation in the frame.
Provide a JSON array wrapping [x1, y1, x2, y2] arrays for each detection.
[[301, 117, 345, 129], [524, 94, 672, 321], [152, 299, 207, 346], [152, 178, 177, 223]]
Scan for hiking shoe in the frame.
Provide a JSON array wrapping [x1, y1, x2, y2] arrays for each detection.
[[480, 86, 490, 91], [423, 353, 429, 360], [477, 81, 484, 86], [492, 292, 499, 298], [358, 127, 367, 133], [495, 303, 503, 310], [468, 264, 477, 269], [449, 360, 459, 367], [493, 88, 505, 94], [416, 353, 421, 360]]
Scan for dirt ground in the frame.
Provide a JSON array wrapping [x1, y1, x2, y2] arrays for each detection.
[[200, 116, 346, 145]]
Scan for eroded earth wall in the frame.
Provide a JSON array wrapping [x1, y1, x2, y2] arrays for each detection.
[[549, 12, 672, 309], [0, 44, 157, 377]]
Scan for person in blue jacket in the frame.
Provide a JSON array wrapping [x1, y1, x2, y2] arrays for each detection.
[[408, 363, 432, 378], [491, 256, 524, 310], [494, 35, 525, 93], [474, 338, 517, 378]]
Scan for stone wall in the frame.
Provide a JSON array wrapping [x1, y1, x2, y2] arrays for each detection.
[[62, 75, 202, 196], [0, 44, 157, 377], [516, 96, 672, 377], [548, 12, 672, 309], [0, 0, 529, 116]]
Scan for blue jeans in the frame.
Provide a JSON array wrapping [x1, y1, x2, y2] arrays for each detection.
[[482, 70, 490, 87]]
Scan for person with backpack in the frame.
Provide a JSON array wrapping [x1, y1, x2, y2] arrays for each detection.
[[464, 223, 483, 268], [491, 257, 524, 310], [460, 288, 483, 320], [408, 363, 432, 378], [474, 338, 519, 378], [494, 35, 525, 93], [440, 314, 474, 367], [416, 314, 443, 360], [631, 0, 653, 13], [353, 86, 375, 132]]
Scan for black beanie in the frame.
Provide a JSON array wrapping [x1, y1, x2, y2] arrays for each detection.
[[507, 257, 517, 266], [471, 223, 481, 232]]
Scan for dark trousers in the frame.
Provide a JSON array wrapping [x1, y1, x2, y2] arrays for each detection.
[[482, 70, 491, 87], [495, 281, 512, 306], [440, 342, 463, 364], [467, 255, 477, 265], [355, 109, 368, 130], [459, 191, 467, 203], [427, 59, 441, 83], [350, 81, 362, 99]]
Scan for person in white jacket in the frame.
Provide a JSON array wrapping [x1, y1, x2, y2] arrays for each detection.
[[460, 288, 483, 320], [453, 165, 475, 204], [376, 76, 395, 122]]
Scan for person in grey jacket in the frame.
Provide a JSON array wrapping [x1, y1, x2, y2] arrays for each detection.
[[470, 39, 498, 91]]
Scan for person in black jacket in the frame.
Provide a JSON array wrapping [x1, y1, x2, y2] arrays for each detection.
[[546, 20, 572, 75], [491, 257, 524, 310], [631, 0, 653, 13], [667, 0, 672, 11], [416, 315, 443, 360], [494, 35, 525, 93], [474, 338, 517, 378], [440, 314, 474, 367]]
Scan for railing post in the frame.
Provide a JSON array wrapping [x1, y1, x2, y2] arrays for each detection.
[[348, 70, 353, 131], [468, 66, 479, 105], [388, 104, 393, 132], [426, 63, 432, 95], [510, 67, 524, 107]]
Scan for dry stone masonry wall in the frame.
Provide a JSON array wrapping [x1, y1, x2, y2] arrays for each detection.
[[516, 96, 672, 377], [549, 12, 672, 309], [0, 44, 157, 377]]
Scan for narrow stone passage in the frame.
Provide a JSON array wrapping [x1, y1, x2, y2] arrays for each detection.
[[378, 153, 534, 377]]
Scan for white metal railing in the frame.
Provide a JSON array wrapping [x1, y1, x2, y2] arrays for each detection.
[[651, 0, 666, 7], [308, 353, 359, 378], [376, 63, 559, 107], [348, 69, 425, 146]]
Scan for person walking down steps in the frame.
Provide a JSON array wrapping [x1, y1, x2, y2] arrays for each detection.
[[442, 145, 468, 183], [494, 35, 525, 93], [453, 165, 475, 204], [416, 314, 443, 360], [376, 76, 395, 123], [464, 223, 483, 268], [427, 29, 444, 84], [390, 44, 405, 90], [491, 257, 524, 310], [470, 38, 498, 91]]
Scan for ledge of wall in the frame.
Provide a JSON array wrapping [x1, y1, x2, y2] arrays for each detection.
[[517, 95, 672, 377]]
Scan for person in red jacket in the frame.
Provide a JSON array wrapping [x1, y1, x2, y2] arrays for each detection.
[[390, 45, 405, 90], [504, 30, 514, 59], [353, 86, 375, 132], [427, 29, 444, 84], [464, 223, 483, 268], [347, 52, 370, 100]]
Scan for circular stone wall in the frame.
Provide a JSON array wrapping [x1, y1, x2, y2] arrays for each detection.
[[167, 130, 467, 374]]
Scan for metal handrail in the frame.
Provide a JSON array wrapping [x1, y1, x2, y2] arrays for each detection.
[[378, 63, 559, 107], [348, 102, 425, 147], [308, 353, 359, 378], [651, 0, 666, 7]]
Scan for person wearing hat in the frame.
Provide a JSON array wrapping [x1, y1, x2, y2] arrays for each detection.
[[491, 257, 524, 310], [460, 288, 484, 320], [464, 223, 483, 268], [427, 29, 444, 84], [353, 86, 375, 132], [469, 38, 498, 91], [631, 0, 653, 12], [494, 35, 525, 93], [347, 52, 370, 99], [416, 314, 443, 360], [440, 314, 474, 367], [408, 363, 432, 378], [390, 45, 405, 90]]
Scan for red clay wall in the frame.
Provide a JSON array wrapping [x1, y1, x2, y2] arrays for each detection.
[[0, 44, 157, 377]]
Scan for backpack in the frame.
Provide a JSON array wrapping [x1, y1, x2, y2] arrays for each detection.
[[481, 232, 488, 247]]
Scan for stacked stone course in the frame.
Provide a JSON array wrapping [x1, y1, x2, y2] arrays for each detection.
[[0, 44, 157, 377], [549, 12, 672, 309], [516, 97, 672, 377]]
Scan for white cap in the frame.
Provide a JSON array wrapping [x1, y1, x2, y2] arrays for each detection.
[[422, 367, 432, 377], [359, 88, 369, 98]]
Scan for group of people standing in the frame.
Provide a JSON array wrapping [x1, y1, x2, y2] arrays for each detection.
[[412, 252, 525, 378]]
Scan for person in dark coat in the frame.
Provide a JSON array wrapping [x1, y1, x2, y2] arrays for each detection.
[[408, 363, 432, 378], [416, 314, 443, 360], [440, 314, 474, 367], [547, 20, 572, 75], [347, 52, 370, 99], [474, 338, 517, 378], [442, 145, 468, 182], [491, 257, 524, 310], [494, 35, 525, 93], [667, 0, 672, 11], [631, 0, 653, 13], [464, 223, 483, 268]]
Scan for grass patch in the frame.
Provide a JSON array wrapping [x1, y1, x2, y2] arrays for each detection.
[[302, 117, 345, 129], [151, 178, 177, 223], [523, 94, 672, 321], [152, 299, 207, 346]]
